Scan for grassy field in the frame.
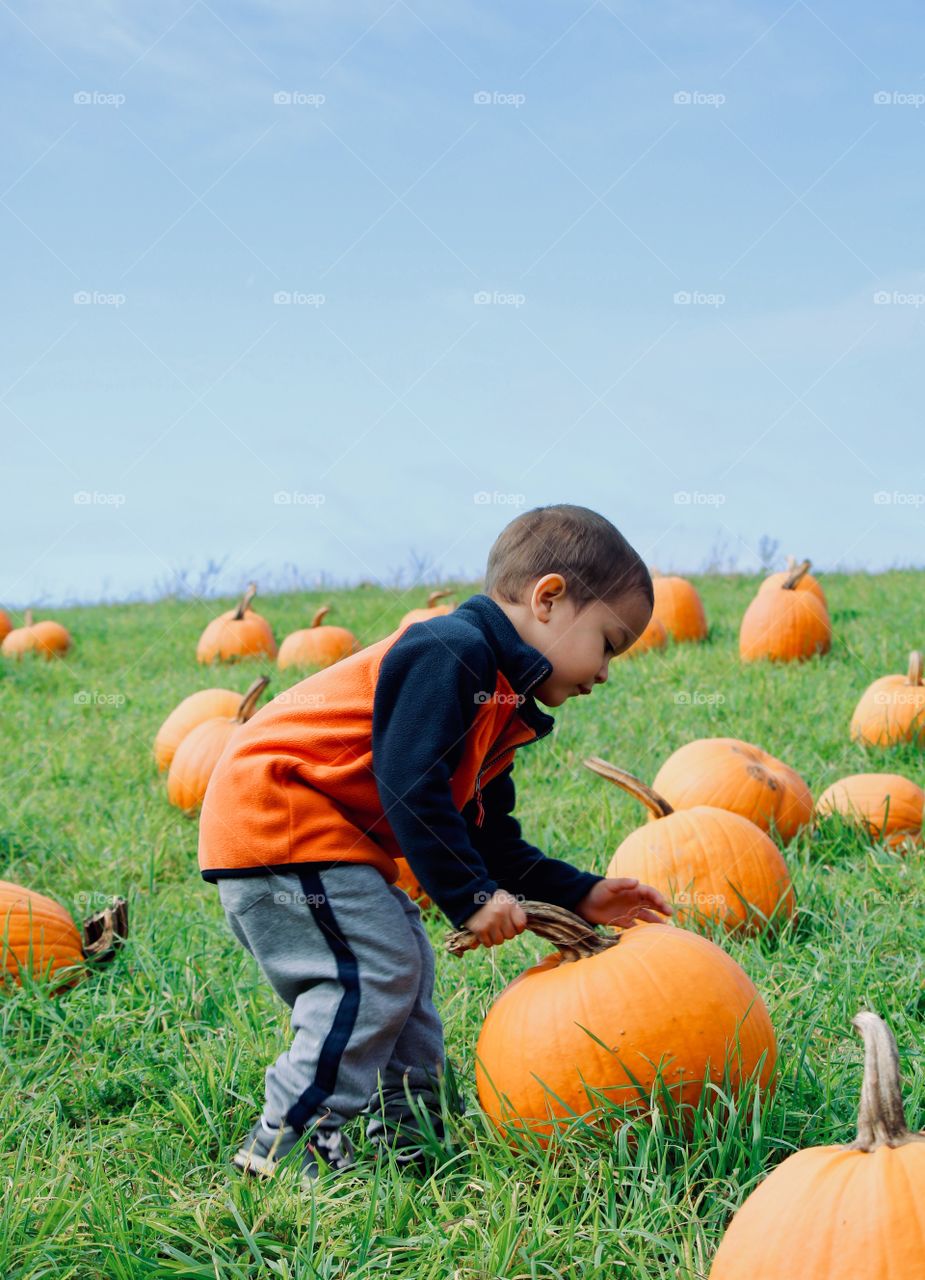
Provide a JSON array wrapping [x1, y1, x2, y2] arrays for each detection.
[[2, 573, 924, 1279]]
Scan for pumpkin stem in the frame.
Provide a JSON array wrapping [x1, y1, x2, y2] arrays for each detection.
[[782, 559, 811, 590], [907, 651, 923, 687], [425, 590, 453, 609], [233, 583, 258, 621], [444, 901, 620, 964], [310, 606, 330, 628], [850, 1011, 925, 1151], [24, 609, 34, 627], [582, 757, 674, 819], [81, 896, 129, 963], [235, 676, 270, 723]]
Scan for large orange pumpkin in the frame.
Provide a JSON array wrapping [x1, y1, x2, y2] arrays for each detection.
[[651, 573, 708, 642], [1, 609, 72, 660], [710, 1011, 925, 1279], [757, 555, 827, 608], [584, 759, 794, 932], [651, 737, 813, 844], [398, 590, 455, 630], [739, 560, 832, 663], [278, 605, 359, 671], [196, 584, 277, 664], [167, 676, 269, 813], [850, 651, 925, 748], [620, 614, 667, 658], [0, 608, 11, 642], [0, 882, 127, 991], [815, 773, 923, 849], [154, 687, 243, 772], [449, 903, 776, 1142]]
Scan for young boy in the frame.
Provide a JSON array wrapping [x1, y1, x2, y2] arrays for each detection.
[[198, 503, 669, 1186]]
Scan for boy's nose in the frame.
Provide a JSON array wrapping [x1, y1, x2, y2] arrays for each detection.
[[595, 664, 609, 684]]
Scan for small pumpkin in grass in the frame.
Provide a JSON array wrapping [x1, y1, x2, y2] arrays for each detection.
[[398, 590, 455, 630], [850, 651, 925, 748], [620, 614, 667, 658], [167, 677, 269, 813], [651, 737, 813, 844], [651, 573, 708, 642], [448, 903, 776, 1142], [1, 609, 72, 660], [709, 1011, 925, 1279], [154, 687, 243, 772], [0, 882, 128, 992], [815, 773, 923, 849], [739, 560, 832, 663], [0, 608, 11, 642], [196, 584, 277, 664], [757, 555, 828, 608], [394, 858, 431, 908], [278, 606, 359, 671], [584, 759, 794, 932]]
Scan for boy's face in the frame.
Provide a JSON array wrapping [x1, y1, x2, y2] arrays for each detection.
[[501, 574, 653, 708]]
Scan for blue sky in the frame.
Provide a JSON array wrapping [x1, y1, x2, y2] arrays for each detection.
[[3, 0, 924, 607]]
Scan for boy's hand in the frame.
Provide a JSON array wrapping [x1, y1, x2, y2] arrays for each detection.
[[574, 877, 672, 928], [462, 890, 527, 948]]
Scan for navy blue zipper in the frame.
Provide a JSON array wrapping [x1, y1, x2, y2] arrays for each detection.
[[473, 665, 553, 826]]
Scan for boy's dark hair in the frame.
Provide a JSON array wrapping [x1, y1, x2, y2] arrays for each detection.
[[484, 504, 653, 612]]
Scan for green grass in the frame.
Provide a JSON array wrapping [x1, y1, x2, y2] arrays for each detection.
[[1, 573, 924, 1278]]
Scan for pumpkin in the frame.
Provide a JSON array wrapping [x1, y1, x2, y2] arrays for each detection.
[[398, 590, 455, 630], [167, 676, 269, 813], [651, 737, 813, 844], [584, 759, 794, 932], [1, 609, 72, 660], [620, 614, 668, 658], [651, 573, 708, 642], [0, 882, 128, 992], [154, 687, 243, 772], [850, 651, 925, 748], [739, 560, 832, 663], [394, 858, 431, 908], [709, 1010, 925, 1279], [815, 773, 924, 849], [447, 903, 776, 1141], [0, 608, 11, 642], [196, 584, 277, 664], [278, 605, 359, 671], [757, 555, 827, 608]]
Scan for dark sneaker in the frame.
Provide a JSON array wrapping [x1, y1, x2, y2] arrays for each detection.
[[233, 1117, 354, 1187]]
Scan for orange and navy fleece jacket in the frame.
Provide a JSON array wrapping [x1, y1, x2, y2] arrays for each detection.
[[198, 592, 603, 927]]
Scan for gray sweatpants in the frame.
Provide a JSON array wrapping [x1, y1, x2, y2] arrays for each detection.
[[218, 862, 446, 1134]]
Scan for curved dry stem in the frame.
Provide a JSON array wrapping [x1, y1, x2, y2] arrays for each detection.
[[907, 651, 923, 687], [235, 675, 270, 723], [426, 590, 453, 608], [233, 583, 258, 621], [849, 1010, 925, 1150], [24, 609, 34, 627], [783, 559, 811, 590], [582, 757, 673, 819], [445, 901, 620, 964], [81, 896, 129, 963], [310, 605, 330, 628]]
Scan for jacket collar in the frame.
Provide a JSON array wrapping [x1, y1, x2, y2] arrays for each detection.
[[456, 593, 556, 731]]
